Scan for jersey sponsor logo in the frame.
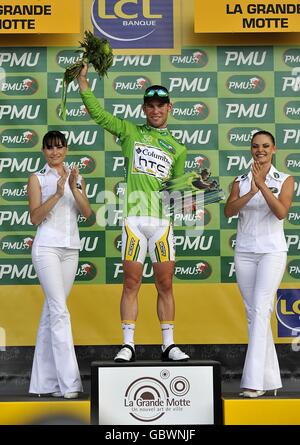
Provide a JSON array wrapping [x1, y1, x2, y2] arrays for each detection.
[[132, 142, 172, 180], [158, 139, 176, 154]]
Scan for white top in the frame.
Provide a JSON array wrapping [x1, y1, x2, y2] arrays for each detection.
[[235, 165, 289, 253], [32, 163, 81, 249]]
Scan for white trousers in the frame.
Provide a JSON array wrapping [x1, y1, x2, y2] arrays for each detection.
[[29, 245, 83, 395], [234, 251, 287, 391]]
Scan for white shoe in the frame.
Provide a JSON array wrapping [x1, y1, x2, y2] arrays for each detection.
[[64, 392, 79, 399], [114, 344, 136, 362], [239, 390, 266, 398], [161, 344, 190, 361], [51, 391, 63, 398]]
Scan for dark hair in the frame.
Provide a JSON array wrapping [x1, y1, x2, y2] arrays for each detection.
[[251, 130, 275, 146], [42, 131, 67, 149]]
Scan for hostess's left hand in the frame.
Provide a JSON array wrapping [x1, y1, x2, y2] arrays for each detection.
[[252, 160, 265, 189], [68, 166, 79, 191]]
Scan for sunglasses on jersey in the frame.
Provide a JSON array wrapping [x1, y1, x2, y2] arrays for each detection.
[[144, 87, 169, 98]]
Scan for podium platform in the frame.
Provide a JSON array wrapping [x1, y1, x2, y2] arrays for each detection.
[[91, 360, 222, 425]]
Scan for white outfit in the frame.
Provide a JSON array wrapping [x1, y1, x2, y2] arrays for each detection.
[[29, 164, 83, 395], [234, 165, 289, 391]]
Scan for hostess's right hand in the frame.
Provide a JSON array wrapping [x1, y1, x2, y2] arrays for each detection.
[[56, 171, 68, 197]]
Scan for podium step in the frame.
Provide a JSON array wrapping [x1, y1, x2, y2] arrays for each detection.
[[223, 394, 300, 425]]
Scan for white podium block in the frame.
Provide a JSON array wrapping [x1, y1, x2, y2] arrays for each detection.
[[91, 360, 222, 425]]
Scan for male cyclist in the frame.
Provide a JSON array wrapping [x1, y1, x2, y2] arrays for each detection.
[[77, 64, 189, 362]]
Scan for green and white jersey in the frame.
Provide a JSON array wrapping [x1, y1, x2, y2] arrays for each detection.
[[80, 88, 187, 218]]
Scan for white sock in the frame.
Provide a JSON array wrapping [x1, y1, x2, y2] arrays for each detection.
[[121, 321, 135, 347], [161, 322, 174, 348]]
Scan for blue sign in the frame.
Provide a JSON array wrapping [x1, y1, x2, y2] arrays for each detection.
[[91, 0, 174, 49], [276, 289, 300, 337]]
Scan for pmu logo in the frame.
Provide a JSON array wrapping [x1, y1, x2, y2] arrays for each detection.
[[174, 231, 219, 256], [219, 151, 252, 176], [56, 50, 83, 68], [277, 73, 300, 95], [91, 0, 174, 49], [77, 211, 96, 228], [0, 101, 46, 125], [284, 101, 300, 120], [229, 234, 236, 250], [276, 289, 300, 337], [278, 127, 300, 148], [0, 206, 32, 230], [294, 178, 300, 201], [111, 55, 160, 71], [226, 75, 265, 94], [80, 231, 105, 257], [185, 154, 210, 172], [218, 47, 273, 71], [57, 103, 90, 121], [170, 49, 208, 68], [107, 99, 145, 121], [114, 234, 122, 252], [285, 154, 300, 173], [113, 76, 151, 94], [220, 257, 236, 282], [0, 236, 34, 255], [0, 259, 38, 285], [174, 260, 212, 280], [124, 375, 191, 422], [288, 260, 300, 279], [0, 76, 38, 95], [0, 182, 27, 201], [219, 99, 274, 123], [172, 102, 209, 121], [286, 232, 300, 255], [283, 49, 300, 68], [65, 156, 96, 174], [227, 127, 262, 146], [0, 129, 38, 148], [164, 73, 216, 96], [75, 262, 97, 281], [0, 48, 46, 71], [48, 73, 99, 98], [169, 125, 217, 149], [0, 154, 43, 178], [288, 207, 300, 225], [173, 208, 212, 227]]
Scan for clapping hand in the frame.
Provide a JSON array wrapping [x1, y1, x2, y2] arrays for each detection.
[[56, 169, 68, 197], [68, 166, 80, 191], [251, 160, 264, 190]]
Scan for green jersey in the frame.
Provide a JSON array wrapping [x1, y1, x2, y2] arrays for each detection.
[[80, 88, 187, 218]]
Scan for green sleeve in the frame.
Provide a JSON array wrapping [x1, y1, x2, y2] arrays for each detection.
[[173, 148, 187, 179], [80, 87, 134, 139]]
